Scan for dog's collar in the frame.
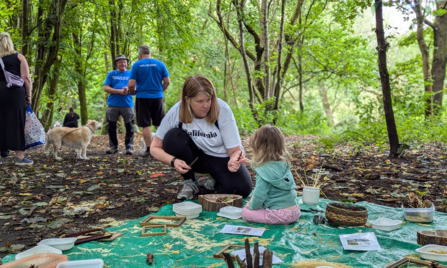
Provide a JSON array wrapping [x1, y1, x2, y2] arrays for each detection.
[[85, 125, 95, 133]]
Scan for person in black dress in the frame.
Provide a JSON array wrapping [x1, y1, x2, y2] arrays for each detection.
[[0, 32, 33, 165], [63, 108, 80, 128]]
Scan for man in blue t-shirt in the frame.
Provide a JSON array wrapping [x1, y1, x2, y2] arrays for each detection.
[[103, 54, 135, 155], [128, 45, 170, 157]]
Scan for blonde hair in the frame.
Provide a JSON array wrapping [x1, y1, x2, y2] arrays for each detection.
[[179, 74, 219, 124], [0, 33, 16, 58], [249, 125, 290, 168]]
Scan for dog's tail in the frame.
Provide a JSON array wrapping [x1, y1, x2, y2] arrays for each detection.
[[44, 133, 52, 153], [139, 137, 146, 155]]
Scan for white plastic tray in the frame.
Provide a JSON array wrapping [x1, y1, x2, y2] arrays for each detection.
[[416, 244, 447, 262], [37, 237, 78, 251], [369, 218, 402, 231], [15, 245, 62, 260], [56, 259, 104, 268], [173, 201, 202, 215], [217, 206, 243, 220]]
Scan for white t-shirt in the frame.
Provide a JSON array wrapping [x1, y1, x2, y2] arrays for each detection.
[[156, 98, 241, 158]]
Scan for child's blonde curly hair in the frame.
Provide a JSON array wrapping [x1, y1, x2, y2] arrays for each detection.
[[249, 125, 290, 168]]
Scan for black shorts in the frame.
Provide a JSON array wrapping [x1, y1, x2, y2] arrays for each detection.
[[136, 98, 165, 127]]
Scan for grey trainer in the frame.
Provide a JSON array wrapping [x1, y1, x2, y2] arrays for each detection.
[[177, 179, 199, 200], [125, 147, 133, 155], [15, 157, 33, 166]]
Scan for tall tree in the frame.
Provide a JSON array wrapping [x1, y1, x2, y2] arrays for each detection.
[[375, 0, 400, 157]]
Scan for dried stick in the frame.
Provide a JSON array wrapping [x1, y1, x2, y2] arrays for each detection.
[[189, 157, 199, 167]]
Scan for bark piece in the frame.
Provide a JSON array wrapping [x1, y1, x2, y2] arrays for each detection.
[[147, 252, 153, 265], [223, 252, 235, 268], [418, 230, 447, 246], [199, 194, 243, 212]]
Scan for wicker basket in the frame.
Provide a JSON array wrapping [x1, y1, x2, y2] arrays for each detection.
[[325, 202, 368, 227]]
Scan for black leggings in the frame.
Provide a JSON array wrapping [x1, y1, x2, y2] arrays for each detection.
[[163, 128, 252, 198]]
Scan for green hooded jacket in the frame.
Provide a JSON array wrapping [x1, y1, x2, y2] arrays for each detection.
[[249, 161, 298, 210]]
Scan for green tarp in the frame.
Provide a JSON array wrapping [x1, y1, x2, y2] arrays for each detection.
[[3, 198, 447, 267]]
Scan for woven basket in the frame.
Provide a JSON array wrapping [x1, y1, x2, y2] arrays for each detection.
[[325, 202, 368, 227]]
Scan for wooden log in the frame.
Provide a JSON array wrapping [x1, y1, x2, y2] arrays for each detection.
[[322, 163, 343, 171], [223, 253, 235, 268], [418, 230, 447, 246], [253, 242, 259, 268], [199, 194, 243, 212], [245, 238, 253, 268], [262, 248, 273, 268], [236, 255, 247, 268]]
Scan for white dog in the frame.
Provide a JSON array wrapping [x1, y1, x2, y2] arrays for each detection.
[[44, 120, 102, 160]]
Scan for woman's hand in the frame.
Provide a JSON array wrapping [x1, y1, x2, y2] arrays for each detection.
[[173, 159, 191, 174], [227, 150, 245, 172], [26, 96, 31, 106]]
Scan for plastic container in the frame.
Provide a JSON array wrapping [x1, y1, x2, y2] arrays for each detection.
[[217, 206, 243, 219], [416, 244, 447, 262], [56, 259, 104, 268], [2, 253, 68, 268], [369, 218, 402, 231], [302, 186, 320, 205], [173, 201, 202, 215], [38, 237, 78, 251], [175, 212, 200, 220], [402, 204, 435, 223], [16, 245, 63, 260]]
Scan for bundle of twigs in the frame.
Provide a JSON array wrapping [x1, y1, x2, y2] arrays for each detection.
[[294, 166, 325, 188], [403, 193, 432, 209]]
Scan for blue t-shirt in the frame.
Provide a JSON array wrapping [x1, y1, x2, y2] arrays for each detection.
[[103, 70, 134, 108], [130, 58, 169, 99]]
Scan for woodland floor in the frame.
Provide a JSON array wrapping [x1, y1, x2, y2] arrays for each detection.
[[1, 133, 447, 258]]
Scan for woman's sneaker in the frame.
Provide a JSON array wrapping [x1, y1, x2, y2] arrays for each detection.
[[197, 177, 216, 190], [15, 157, 33, 166], [177, 179, 199, 199]]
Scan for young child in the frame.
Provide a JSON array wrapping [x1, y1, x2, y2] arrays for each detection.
[[242, 125, 300, 225]]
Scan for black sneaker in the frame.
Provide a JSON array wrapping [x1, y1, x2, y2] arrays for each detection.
[[106, 147, 119, 154], [142, 151, 153, 158], [1, 150, 9, 158], [126, 147, 133, 155]]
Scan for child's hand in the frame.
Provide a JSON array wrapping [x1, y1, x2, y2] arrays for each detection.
[[245, 201, 250, 208], [242, 158, 251, 166]]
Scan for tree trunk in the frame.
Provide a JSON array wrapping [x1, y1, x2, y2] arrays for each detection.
[[72, 32, 88, 125], [374, 0, 400, 157], [31, 0, 68, 113], [298, 45, 304, 112], [20, 0, 30, 57], [262, 0, 270, 101], [318, 82, 334, 126], [273, 0, 286, 116], [233, 0, 257, 120], [411, 0, 433, 118], [431, 1, 447, 114], [41, 57, 62, 131]]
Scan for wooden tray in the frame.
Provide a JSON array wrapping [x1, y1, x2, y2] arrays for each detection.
[[418, 230, 447, 246], [198, 194, 243, 212]]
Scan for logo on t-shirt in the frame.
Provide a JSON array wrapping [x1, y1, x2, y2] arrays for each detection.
[[112, 76, 129, 80], [186, 130, 218, 138], [139, 64, 157, 67]]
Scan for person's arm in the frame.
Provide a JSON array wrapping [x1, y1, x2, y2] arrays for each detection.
[[63, 114, 67, 126], [104, 85, 128, 95], [150, 136, 191, 174], [128, 79, 136, 95], [248, 178, 271, 210], [162, 77, 170, 91], [18, 54, 32, 105]]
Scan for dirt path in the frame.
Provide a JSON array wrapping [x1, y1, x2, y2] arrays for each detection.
[[1, 134, 446, 258]]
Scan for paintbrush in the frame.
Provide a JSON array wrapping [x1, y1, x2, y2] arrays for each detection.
[[189, 157, 199, 167]]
